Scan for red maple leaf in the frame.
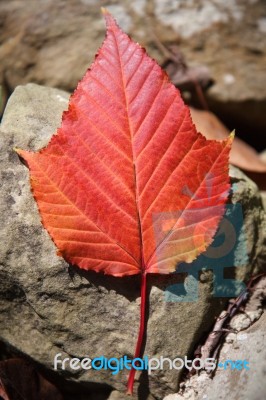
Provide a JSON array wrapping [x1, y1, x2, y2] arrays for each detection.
[[16, 10, 232, 394]]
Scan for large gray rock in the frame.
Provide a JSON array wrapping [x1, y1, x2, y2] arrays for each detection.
[[0, 84, 265, 399], [0, 0, 266, 145]]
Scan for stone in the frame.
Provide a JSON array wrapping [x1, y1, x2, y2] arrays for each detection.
[[107, 389, 152, 400], [107, 390, 128, 400], [210, 312, 266, 400], [164, 278, 266, 400], [0, 84, 265, 399], [260, 151, 266, 210], [228, 166, 266, 281]]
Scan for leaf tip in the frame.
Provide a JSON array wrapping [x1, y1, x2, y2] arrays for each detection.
[[14, 147, 33, 168], [13, 147, 30, 158], [14, 147, 28, 160], [101, 7, 117, 29], [229, 130, 235, 140], [226, 130, 235, 147], [13, 147, 21, 155], [101, 7, 109, 16]]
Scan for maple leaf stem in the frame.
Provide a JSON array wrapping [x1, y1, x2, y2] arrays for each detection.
[[126, 271, 147, 395]]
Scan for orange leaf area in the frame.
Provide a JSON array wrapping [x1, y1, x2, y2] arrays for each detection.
[[16, 12, 232, 277]]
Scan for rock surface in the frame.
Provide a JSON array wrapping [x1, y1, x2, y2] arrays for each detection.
[[0, 0, 266, 148], [163, 277, 266, 400], [0, 84, 265, 399]]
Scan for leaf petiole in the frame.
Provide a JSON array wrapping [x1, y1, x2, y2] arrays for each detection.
[[127, 271, 147, 395]]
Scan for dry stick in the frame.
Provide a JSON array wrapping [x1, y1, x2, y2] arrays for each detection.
[[190, 76, 209, 111], [200, 310, 230, 362], [151, 32, 209, 110], [198, 273, 266, 367]]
